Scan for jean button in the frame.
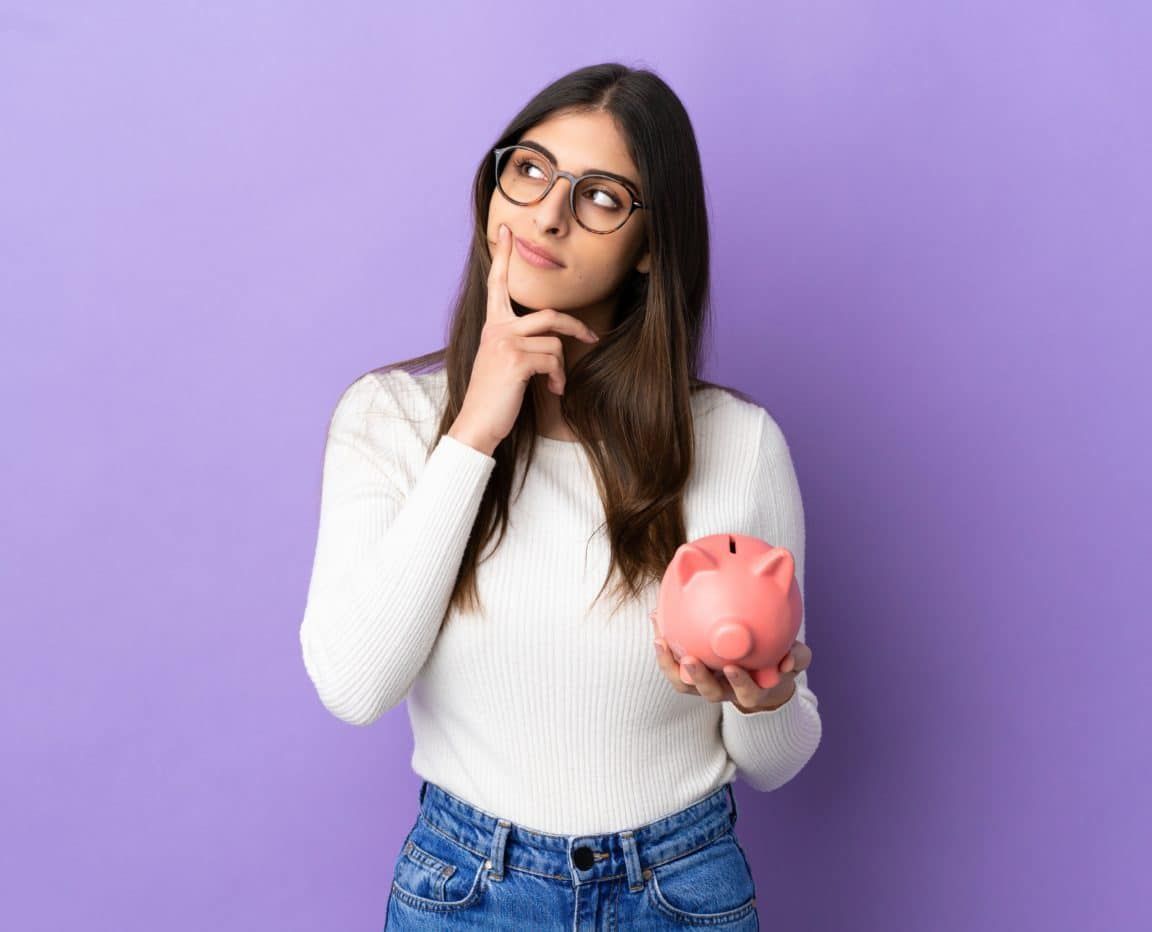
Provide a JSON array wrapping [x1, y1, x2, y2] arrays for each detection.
[[572, 845, 595, 870]]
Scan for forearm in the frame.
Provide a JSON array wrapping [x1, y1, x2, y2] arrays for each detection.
[[721, 677, 822, 791]]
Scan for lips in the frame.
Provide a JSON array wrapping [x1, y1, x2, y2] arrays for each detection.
[[514, 235, 564, 267]]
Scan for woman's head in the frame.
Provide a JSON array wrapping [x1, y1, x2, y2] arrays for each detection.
[[474, 63, 709, 343], [380, 62, 752, 620], [484, 108, 651, 332]]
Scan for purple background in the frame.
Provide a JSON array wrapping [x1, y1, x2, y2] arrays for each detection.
[[3, 2, 1148, 929]]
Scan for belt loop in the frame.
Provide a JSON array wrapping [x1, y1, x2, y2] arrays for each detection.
[[619, 831, 647, 892], [419, 781, 428, 805], [487, 819, 512, 882], [727, 782, 738, 827]]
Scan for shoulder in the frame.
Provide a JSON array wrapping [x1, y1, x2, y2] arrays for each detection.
[[691, 382, 790, 460], [333, 365, 445, 418], [328, 365, 448, 451]]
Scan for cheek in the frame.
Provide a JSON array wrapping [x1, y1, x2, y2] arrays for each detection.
[[486, 195, 504, 239], [485, 211, 506, 249], [567, 257, 633, 295], [581, 244, 630, 273]]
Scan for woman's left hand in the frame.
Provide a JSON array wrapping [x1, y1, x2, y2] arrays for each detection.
[[649, 610, 811, 712]]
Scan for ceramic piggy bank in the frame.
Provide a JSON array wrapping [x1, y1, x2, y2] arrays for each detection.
[[653, 533, 802, 690]]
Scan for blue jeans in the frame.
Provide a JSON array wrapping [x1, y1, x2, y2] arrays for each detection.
[[384, 780, 759, 930]]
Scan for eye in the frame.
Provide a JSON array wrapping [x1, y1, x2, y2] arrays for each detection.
[[513, 156, 549, 181], [581, 186, 623, 210]]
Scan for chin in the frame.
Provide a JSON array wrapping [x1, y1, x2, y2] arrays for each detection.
[[509, 296, 553, 316], [508, 285, 564, 314]]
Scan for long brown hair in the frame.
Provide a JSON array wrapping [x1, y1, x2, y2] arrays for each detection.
[[367, 62, 754, 621]]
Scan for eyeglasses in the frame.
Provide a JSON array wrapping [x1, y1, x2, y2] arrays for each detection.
[[492, 144, 646, 234]]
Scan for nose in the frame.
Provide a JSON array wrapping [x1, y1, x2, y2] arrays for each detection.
[[532, 174, 574, 229]]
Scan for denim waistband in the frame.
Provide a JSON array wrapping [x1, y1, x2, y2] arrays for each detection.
[[415, 780, 739, 891]]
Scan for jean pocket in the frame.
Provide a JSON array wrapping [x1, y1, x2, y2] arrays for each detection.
[[646, 828, 757, 925], [388, 815, 489, 913]]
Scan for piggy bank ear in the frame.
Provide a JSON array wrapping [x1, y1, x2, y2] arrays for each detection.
[[752, 547, 794, 588], [672, 543, 720, 588]]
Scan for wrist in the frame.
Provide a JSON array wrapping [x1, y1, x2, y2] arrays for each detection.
[[733, 679, 796, 713], [447, 420, 498, 457]]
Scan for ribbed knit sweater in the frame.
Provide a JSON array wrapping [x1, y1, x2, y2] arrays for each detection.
[[299, 365, 822, 835]]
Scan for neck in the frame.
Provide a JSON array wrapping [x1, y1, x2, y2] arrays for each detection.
[[529, 299, 614, 439]]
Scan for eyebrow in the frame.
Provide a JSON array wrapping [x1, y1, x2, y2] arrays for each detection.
[[518, 139, 641, 195]]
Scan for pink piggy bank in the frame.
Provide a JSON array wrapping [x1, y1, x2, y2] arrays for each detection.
[[654, 533, 802, 690]]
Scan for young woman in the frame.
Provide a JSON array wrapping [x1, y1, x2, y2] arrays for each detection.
[[299, 62, 821, 930]]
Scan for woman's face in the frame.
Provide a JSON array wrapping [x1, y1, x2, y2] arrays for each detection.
[[486, 110, 650, 323]]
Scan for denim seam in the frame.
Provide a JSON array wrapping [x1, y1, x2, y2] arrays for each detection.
[[417, 812, 733, 882], [419, 813, 489, 860], [646, 870, 757, 925]]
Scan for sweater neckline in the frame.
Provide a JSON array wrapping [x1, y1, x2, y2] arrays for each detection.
[[534, 434, 582, 448], [528, 435, 604, 460]]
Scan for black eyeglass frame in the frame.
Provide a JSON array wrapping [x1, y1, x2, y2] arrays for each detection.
[[492, 144, 647, 235]]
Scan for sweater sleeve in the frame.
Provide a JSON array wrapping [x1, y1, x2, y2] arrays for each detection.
[[720, 407, 823, 791], [298, 370, 497, 726]]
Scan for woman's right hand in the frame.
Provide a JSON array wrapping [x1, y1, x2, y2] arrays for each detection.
[[452, 223, 600, 454]]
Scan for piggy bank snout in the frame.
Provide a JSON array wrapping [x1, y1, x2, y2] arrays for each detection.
[[710, 618, 754, 661]]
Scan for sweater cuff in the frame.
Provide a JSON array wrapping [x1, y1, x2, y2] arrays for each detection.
[[720, 684, 822, 789], [437, 431, 496, 466]]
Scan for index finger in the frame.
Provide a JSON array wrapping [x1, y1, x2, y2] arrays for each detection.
[[486, 223, 516, 323]]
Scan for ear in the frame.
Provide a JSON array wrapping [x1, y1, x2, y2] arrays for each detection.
[[634, 247, 650, 275]]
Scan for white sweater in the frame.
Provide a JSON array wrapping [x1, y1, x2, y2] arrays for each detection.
[[299, 365, 822, 835]]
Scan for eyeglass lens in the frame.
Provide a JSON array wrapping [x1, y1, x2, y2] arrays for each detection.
[[496, 146, 633, 233]]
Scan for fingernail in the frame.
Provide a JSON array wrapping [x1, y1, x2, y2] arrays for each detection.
[[499, 224, 507, 239]]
